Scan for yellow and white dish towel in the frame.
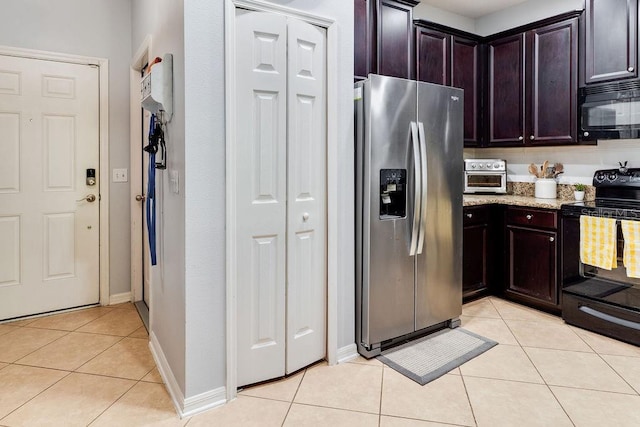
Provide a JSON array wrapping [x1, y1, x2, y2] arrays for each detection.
[[580, 215, 617, 270], [621, 220, 640, 278]]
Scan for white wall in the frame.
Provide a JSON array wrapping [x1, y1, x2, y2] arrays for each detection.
[[412, 3, 476, 33], [134, 0, 355, 408], [132, 0, 187, 396], [466, 139, 640, 185], [475, 0, 584, 36], [413, 0, 584, 36], [0, 0, 132, 296]]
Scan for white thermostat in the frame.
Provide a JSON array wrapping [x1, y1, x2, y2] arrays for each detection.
[[141, 53, 173, 120]]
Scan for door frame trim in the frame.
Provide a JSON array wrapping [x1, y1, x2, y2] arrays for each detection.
[[0, 45, 110, 307], [129, 36, 153, 306], [224, 0, 339, 401]]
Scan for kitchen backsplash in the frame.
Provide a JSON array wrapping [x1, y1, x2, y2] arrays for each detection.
[[465, 139, 640, 186], [508, 182, 595, 201]]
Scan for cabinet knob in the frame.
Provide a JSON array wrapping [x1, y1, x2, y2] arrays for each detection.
[[549, 236, 555, 242], [466, 213, 473, 219], [303, 212, 310, 221], [518, 136, 524, 141], [526, 214, 533, 220], [584, 131, 590, 137], [530, 135, 535, 140], [629, 66, 635, 72]]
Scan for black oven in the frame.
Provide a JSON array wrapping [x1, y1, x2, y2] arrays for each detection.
[[561, 167, 640, 345]]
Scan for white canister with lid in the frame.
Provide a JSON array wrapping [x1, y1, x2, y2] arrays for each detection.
[[535, 178, 557, 199]]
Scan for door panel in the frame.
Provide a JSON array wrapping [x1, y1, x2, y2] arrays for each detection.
[[286, 18, 326, 374], [235, 10, 288, 387], [415, 82, 463, 330], [488, 34, 525, 145], [416, 27, 450, 85], [364, 75, 416, 345], [0, 54, 100, 320], [528, 19, 577, 144]]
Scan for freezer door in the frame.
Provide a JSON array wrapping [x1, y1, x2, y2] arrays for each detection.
[[360, 75, 418, 346], [415, 82, 463, 331]]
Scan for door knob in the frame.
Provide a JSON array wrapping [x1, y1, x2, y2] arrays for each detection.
[[302, 212, 310, 221], [135, 194, 145, 202], [77, 194, 96, 203], [628, 66, 635, 72]]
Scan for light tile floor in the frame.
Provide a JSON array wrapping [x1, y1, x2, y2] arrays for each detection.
[[0, 297, 639, 426]]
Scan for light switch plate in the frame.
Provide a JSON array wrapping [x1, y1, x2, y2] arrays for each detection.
[[113, 168, 128, 183], [170, 170, 179, 194]]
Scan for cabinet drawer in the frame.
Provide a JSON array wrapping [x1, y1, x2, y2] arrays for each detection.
[[463, 206, 490, 226], [506, 207, 557, 229]]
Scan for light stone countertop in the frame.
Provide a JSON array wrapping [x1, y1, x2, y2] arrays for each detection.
[[463, 194, 569, 210]]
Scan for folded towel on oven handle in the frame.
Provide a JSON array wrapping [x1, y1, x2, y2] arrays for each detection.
[[621, 220, 640, 279], [580, 215, 618, 271]]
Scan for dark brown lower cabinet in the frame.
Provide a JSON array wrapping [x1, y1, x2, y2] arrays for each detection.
[[505, 206, 560, 312], [463, 206, 493, 301]]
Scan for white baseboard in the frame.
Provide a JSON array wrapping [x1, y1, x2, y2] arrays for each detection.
[[182, 387, 227, 418], [108, 292, 132, 305], [149, 332, 227, 419], [337, 343, 358, 364]]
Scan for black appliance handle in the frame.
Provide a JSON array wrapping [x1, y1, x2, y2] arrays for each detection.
[[579, 305, 640, 331]]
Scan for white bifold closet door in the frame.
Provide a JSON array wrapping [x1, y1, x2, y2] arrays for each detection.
[[235, 10, 327, 387]]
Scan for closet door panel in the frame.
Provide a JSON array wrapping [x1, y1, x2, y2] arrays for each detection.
[[235, 10, 287, 387], [286, 17, 327, 375]]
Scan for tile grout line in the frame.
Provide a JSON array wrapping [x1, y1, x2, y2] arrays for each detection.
[[458, 372, 478, 427], [280, 365, 308, 426], [86, 376, 140, 426], [378, 364, 384, 427]]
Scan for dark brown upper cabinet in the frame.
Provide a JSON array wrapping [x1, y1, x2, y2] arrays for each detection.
[[583, 0, 639, 85], [354, 0, 419, 81], [415, 22, 482, 146], [487, 14, 579, 146]]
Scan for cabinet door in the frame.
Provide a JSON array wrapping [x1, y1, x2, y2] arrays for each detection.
[[453, 36, 480, 145], [507, 226, 558, 305], [487, 34, 525, 145], [463, 224, 488, 295], [416, 26, 450, 85], [377, 0, 417, 79], [527, 18, 578, 145], [584, 0, 638, 84], [355, 0, 373, 80]]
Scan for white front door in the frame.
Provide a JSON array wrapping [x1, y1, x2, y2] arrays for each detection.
[[235, 10, 327, 387], [0, 54, 100, 320]]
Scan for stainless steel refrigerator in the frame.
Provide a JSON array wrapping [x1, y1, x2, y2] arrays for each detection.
[[355, 74, 463, 358]]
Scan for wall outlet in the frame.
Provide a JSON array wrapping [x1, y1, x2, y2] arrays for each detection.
[[113, 168, 128, 183]]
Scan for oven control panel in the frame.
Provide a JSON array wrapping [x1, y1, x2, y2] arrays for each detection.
[[593, 168, 640, 186]]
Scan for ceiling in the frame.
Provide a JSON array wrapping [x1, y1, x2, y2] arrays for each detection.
[[420, 0, 530, 18]]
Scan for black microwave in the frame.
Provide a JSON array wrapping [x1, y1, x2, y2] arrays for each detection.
[[579, 81, 640, 141]]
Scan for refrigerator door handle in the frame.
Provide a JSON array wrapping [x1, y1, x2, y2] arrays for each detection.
[[416, 121, 428, 254], [409, 121, 421, 257]]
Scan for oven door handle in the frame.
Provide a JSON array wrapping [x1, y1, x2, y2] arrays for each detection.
[[579, 305, 640, 331]]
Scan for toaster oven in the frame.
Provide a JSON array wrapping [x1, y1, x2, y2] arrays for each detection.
[[464, 159, 507, 194]]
